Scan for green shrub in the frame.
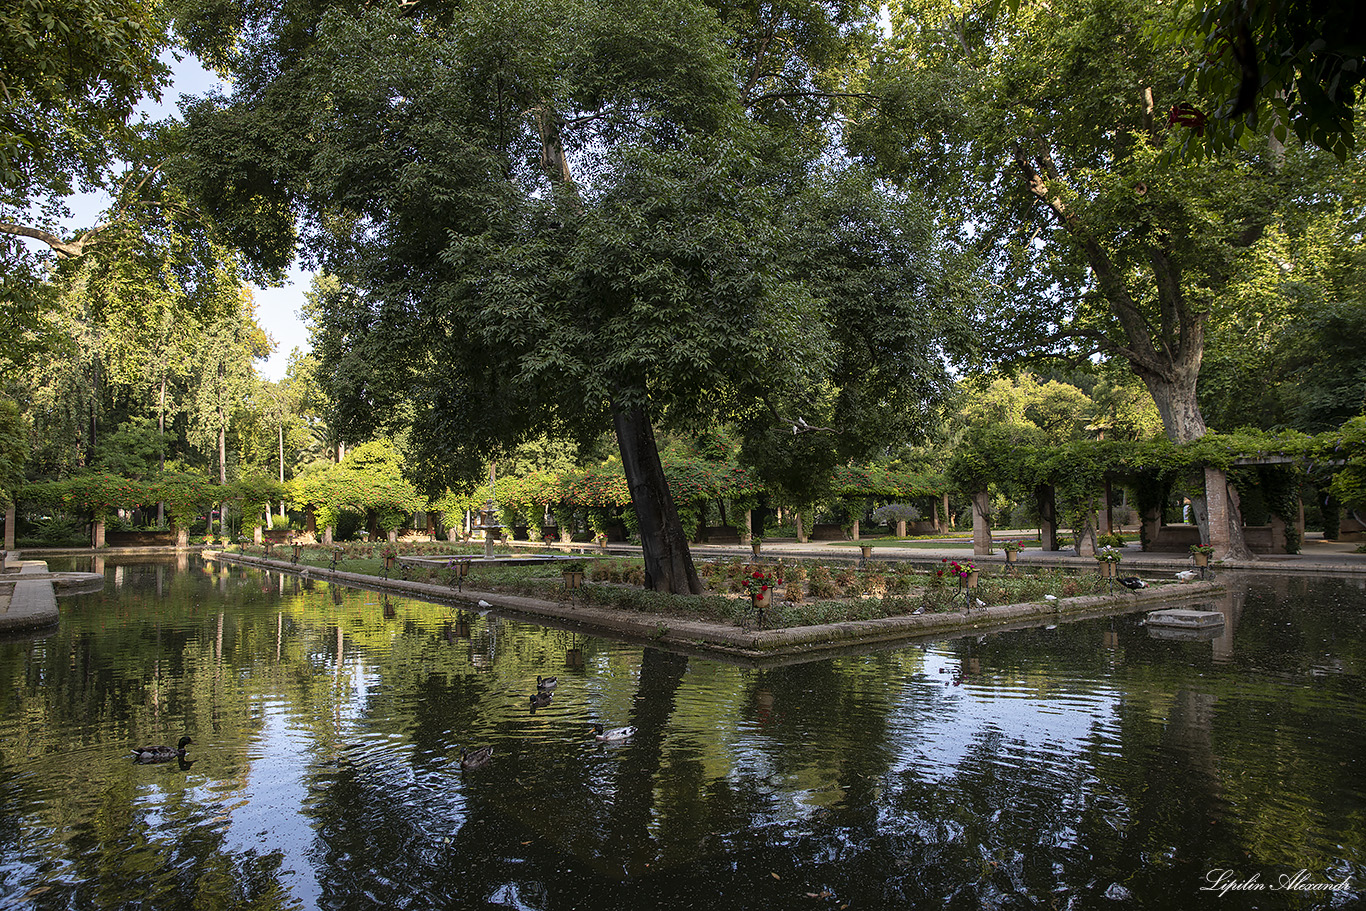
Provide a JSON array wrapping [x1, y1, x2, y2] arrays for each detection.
[[19, 515, 87, 547], [807, 565, 838, 599]]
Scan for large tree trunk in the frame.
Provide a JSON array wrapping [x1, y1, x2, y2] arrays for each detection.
[[1137, 364, 1207, 445], [612, 401, 700, 595], [157, 375, 166, 527], [278, 423, 286, 516]]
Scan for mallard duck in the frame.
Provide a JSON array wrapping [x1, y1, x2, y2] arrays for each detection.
[[460, 745, 493, 770], [591, 724, 635, 743], [131, 736, 192, 764], [529, 691, 553, 709], [536, 675, 557, 691]]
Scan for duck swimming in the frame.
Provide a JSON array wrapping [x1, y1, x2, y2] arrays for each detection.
[[460, 745, 493, 770], [131, 736, 193, 764], [529, 691, 553, 709], [536, 675, 557, 691], [591, 724, 635, 743]]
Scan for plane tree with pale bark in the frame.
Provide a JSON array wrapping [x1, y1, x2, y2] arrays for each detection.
[[858, 0, 1361, 556]]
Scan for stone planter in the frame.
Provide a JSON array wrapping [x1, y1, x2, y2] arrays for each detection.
[[562, 570, 584, 590], [860, 545, 873, 561], [966, 571, 979, 590], [751, 541, 762, 557], [1193, 552, 1210, 567], [1098, 561, 1117, 578], [1005, 550, 1018, 564], [751, 589, 772, 613]]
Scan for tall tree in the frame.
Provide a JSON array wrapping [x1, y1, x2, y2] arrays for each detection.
[[182, 0, 960, 593], [1, 0, 173, 370], [189, 281, 270, 538], [862, 0, 1363, 553]]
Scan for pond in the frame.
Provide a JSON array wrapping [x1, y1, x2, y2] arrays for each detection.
[[1, 556, 1362, 910]]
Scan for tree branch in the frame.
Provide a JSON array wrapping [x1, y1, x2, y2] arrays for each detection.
[[0, 222, 105, 259], [1011, 138, 1169, 376], [748, 89, 878, 106]]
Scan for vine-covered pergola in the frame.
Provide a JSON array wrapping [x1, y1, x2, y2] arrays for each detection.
[[947, 423, 1364, 559]]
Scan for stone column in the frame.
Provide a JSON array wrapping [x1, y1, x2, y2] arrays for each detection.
[[322, 525, 334, 546], [795, 510, 807, 544], [943, 493, 953, 528], [92, 518, 106, 548], [1099, 477, 1114, 535], [3, 502, 14, 551], [896, 519, 907, 537], [851, 519, 860, 541], [1141, 502, 1163, 550], [1077, 510, 1097, 556], [1269, 513, 1287, 554], [1037, 485, 1058, 551], [971, 489, 992, 556], [1205, 466, 1231, 559], [742, 508, 752, 544]]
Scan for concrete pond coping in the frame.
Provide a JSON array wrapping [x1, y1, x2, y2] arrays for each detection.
[[209, 550, 1226, 666]]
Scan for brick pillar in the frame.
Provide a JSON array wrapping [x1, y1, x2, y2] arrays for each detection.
[[972, 489, 992, 556], [1205, 466, 1231, 559]]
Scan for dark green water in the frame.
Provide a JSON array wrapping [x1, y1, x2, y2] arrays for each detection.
[[0, 557, 1362, 910]]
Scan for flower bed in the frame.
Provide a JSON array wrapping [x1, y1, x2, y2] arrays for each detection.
[[226, 544, 1150, 630]]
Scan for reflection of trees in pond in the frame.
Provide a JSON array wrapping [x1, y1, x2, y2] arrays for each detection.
[[5, 560, 1365, 906], [53, 788, 297, 911], [737, 658, 904, 827]]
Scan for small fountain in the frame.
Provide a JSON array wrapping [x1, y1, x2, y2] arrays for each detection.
[[475, 497, 504, 560]]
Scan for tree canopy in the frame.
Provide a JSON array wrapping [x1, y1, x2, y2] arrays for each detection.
[[180, 0, 966, 591]]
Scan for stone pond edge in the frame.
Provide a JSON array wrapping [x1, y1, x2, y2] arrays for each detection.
[[207, 550, 1226, 662]]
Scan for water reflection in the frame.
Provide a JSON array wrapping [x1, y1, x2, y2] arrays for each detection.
[[0, 558, 1361, 910]]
